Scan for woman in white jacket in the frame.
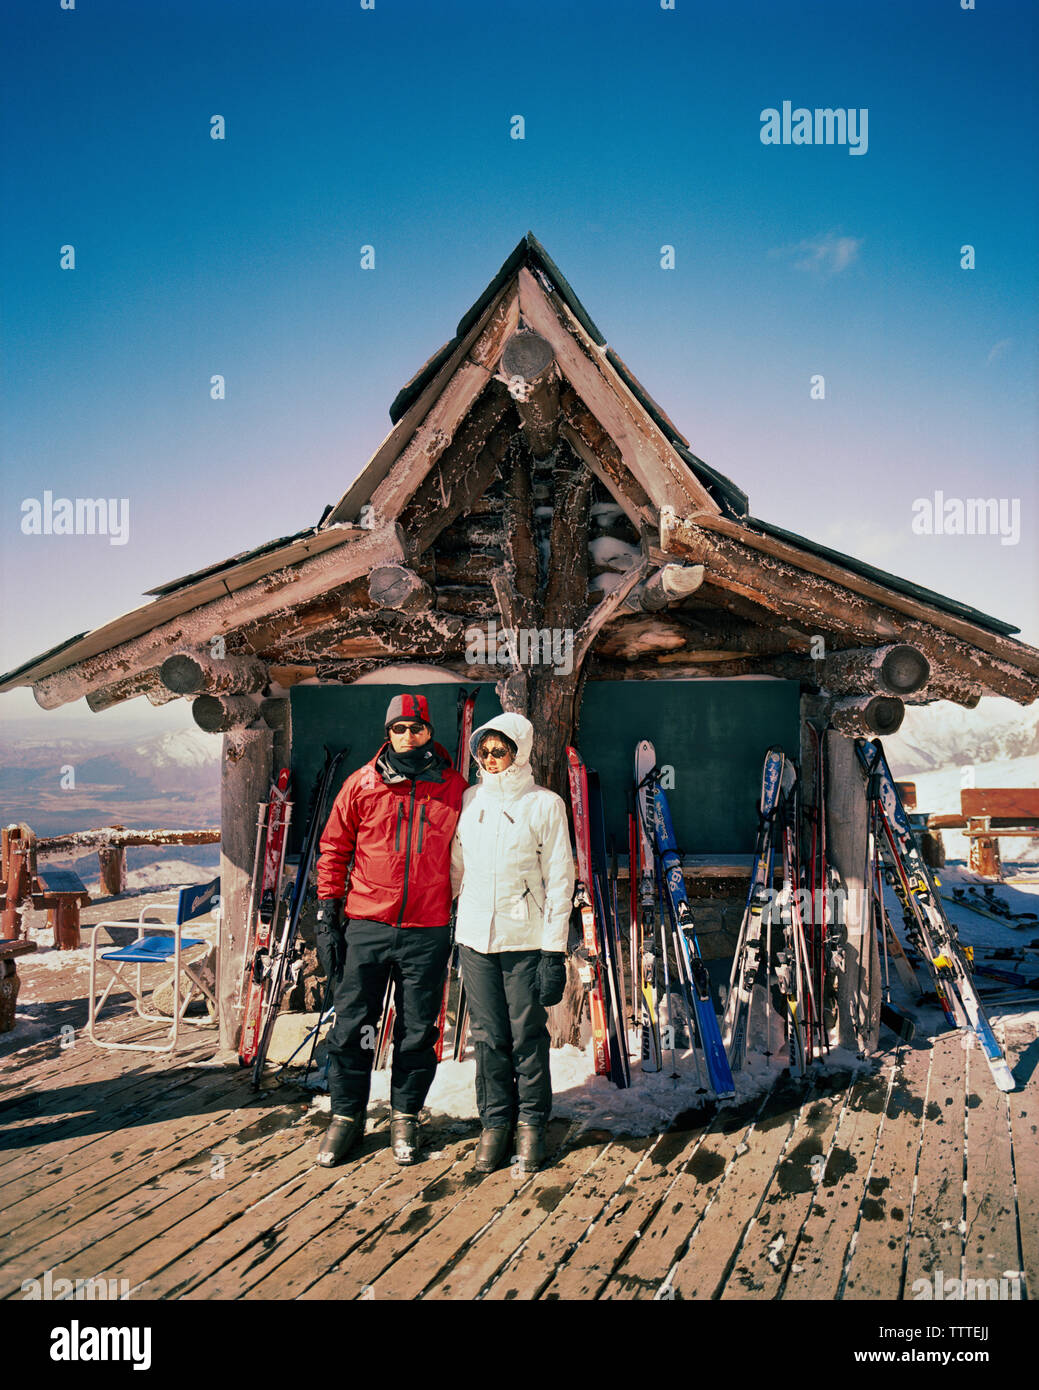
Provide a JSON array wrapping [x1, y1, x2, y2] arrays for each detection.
[[450, 713, 575, 1174]]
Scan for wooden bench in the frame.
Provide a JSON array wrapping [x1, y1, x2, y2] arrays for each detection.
[[928, 788, 1039, 878], [0, 938, 38, 1034], [32, 867, 92, 950]]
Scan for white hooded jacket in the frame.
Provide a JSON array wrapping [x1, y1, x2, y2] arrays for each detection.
[[450, 713, 576, 954]]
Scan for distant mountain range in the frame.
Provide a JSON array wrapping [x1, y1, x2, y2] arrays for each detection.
[[884, 698, 1039, 776], [0, 726, 221, 837], [1, 697, 1034, 883]]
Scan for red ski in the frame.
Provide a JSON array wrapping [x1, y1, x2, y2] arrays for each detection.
[[566, 746, 611, 1078], [237, 768, 292, 1067], [440, 687, 477, 1062]]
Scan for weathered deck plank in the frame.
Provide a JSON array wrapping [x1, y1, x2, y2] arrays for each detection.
[[366, 1118, 574, 1299], [0, 1064, 247, 1226], [539, 1117, 714, 1301], [480, 1133, 656, 1300], [0, 1074, 273, 1261], [902, 1032, 967, 1292], [796, 1042, 923, 1299], [667, 1074, 813, 1299], [963, 1029, 1020, 1289], [179, 1119, 408, 1298], [421, 1128, 615, 1301], [1005, 1018, 1039, 1299], [601, 1092, 767, 1299], [245, 1127, 481, 1299], [722, 1068, 859, 1299], [0, 1093, 314, 1297]]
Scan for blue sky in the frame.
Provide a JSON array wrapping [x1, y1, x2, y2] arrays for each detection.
[[1, 0, 1036, 732]]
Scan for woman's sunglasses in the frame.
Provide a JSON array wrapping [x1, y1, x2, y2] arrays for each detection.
[[479, 744, 512, 759]]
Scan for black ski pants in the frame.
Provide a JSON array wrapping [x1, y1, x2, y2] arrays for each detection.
[[326, 919, 452, 1116], [457, 944, 551, 1129]]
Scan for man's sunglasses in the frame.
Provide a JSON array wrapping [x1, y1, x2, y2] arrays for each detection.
[[479, 744, 512, 759], [389, 721, 427, 735]]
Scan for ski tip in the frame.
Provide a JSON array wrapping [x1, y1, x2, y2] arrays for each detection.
[[991, 1065, 1017, 1093]]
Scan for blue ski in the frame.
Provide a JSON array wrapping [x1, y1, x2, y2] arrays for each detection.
[[647, 778, 736, 1099]]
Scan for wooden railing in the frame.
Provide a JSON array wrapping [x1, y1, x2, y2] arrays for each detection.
[[2, 822, 221, 946]]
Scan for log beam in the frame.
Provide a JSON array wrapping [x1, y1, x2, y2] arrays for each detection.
[[32, 525, 404, 710], [662, 512, 1038, 704], [367, 566, 433, 612], [827, 695, 905, 737], [819, 644, 930, 697], [160, 651, 269, 696], [85, 668, 173, 712], [638, 563, 706, 612], [192, 695, 261, 734]]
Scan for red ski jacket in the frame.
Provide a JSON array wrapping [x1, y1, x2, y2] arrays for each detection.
[[316, 743, 468, 929]]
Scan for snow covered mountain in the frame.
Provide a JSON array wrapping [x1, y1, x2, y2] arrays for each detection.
[[884, 698, 1039, 774], [884, 698, 1039, 863]]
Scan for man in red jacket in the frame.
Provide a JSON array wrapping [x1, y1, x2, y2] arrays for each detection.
[[313, 693, 468, 1167]]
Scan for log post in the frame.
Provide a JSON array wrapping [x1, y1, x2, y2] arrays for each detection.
[[501, 330, 560, 459], [1, 825, 35, 941], [218, 726, 273, 1053], [50, 899, 82, 950], [98, 841, 127, 895], [967, 819, 1002, 878], [826, 731, 879, 1054]]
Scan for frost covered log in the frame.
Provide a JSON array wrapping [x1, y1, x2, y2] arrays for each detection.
[[367, 566, 433, 612], [192, 695, 262, 734], [819, 644, 930, 697], [828, 695, 905, 737], [160, 651, 269, 696]]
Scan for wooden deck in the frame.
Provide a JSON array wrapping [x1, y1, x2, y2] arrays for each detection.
[[2, 903, 1037, 1302]]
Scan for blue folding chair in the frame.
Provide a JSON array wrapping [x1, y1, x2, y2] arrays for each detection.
[[88, 878, 221, 1054]]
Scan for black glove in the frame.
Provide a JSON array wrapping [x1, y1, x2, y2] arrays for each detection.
[[535, 952, 567, 1007], [315, 899, 345, 981]]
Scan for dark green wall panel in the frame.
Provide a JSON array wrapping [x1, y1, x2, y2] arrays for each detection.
[[288, 680, 800, 855]]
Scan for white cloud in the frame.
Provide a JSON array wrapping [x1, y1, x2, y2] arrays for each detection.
[[772, 231, 863, 275], [986, 338, 1013, 365]]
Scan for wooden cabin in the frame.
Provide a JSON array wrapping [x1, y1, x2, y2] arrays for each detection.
[[3, 233, 1038, 1058]]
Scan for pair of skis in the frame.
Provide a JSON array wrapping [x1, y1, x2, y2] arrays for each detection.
[[636, 746, 735, 1098], [238, 745, 350, 1084], [857, 738, 1015, 1093], [567, 747, 630, 1087], [722, 748, 787, 1071]]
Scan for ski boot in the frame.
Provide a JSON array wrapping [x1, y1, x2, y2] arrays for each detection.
[[317, 1113, 364, 1167], [390, 1111, 420, 1165], [473, 1127, 512, 1174], [513, 1123, 545, 1174]]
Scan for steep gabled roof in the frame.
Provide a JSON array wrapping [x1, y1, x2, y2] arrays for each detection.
[[321, 232, 748, 529], [1, 233, 1035, 709]]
